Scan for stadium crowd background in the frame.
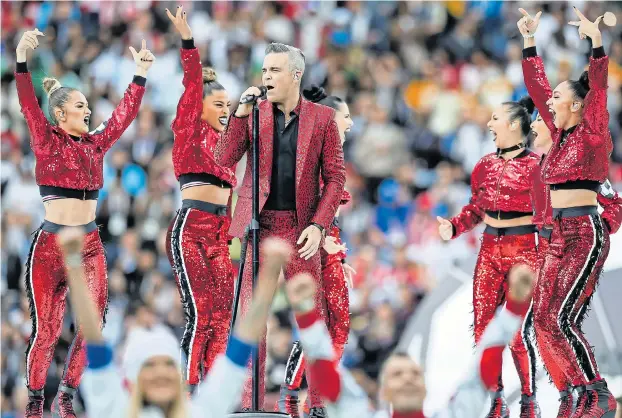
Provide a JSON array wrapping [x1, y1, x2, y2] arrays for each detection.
[[1, 1, 621, 416]]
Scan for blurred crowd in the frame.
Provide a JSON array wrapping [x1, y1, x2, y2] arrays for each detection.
[[2, 1, 622, 416]]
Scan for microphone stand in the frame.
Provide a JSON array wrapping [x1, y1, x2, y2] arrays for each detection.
[[229, 98, 289, 417]]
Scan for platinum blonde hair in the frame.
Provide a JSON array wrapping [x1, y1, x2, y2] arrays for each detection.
[[265, 42, 305, 75]]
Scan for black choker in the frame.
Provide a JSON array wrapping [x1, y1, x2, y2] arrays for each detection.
[[497, 143, 523, 156]]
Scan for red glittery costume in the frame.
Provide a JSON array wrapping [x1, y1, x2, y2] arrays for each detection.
[[15, 64, 144, 397], [164, 39, 237, 387], [523, 45, 617, 416], [215, 98, 345, 409], [449, 149, 540, 402], [279, 190, 351, 415]]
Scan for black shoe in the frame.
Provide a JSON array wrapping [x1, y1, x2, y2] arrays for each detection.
[[304, 407, 328, 418]]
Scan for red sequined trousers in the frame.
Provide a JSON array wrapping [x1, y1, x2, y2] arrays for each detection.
[[238, 210, 324, 410], [473, 230, 538, 396], [25, 222, 108, 392], [166, 205, 234, 386], [284, 223, 350, 400], [532, 211, 609, 387]]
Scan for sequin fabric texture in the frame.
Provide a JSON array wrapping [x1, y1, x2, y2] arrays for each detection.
[[522, 53, 612, 185], [170, 46, 236, 186], [450, 150, 540, 238], [24, 229, 108, 391], [166, 207, 234, 386], [15, 70, 145, 190], [533, 214, 609, 387]]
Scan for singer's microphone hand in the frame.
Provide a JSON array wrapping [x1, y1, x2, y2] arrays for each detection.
[[236, 86, 264, 117]]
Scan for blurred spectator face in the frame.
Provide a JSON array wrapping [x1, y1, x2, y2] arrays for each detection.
[[546, 81, 582, 130], [531, 114, 552, 153], [53, 90, 92, 135], [486, 104, 520, 149], [335, 101, 353, 143], [137, 356, 183, 408], [380, 353, 426, 412], [202, 89, 231, 133], [262, 52, 300, 104]]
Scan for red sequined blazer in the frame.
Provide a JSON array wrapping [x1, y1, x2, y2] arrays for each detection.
[[522, 47, 612, 185], [171, 42, 236, 186], [450, 150, 540, 238], [16, 66, 145, 191], [215, 98, 345, 238]]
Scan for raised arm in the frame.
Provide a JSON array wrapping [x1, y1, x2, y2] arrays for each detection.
[[518, 9, 557, 134], [442, 159, 485, 239], [568, 8, 610, 145], [434, 265, 534, 418], [167, 7, 203, 144], [90, 40, 152, 151], [55, 229, 128, 417], [313, 119, 346, 231], [15, 29, 52, 153], [192, 238, 291, 417], [598, 180, 622, 234]]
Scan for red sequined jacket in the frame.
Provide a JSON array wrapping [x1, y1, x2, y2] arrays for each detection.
[[171, 42, 236, 187], [522, 47, 612, 185], [532, 157, 622, 233], [450, 150, 540, 238], [16, 65, 145, 191]]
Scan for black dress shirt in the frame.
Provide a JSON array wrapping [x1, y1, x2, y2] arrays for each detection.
[[264, 104, 299, 210]]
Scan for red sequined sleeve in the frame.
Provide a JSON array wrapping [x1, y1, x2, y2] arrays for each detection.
[[582, 52, 610, 144], [450, 159, 485, 238], [15, 67, 52, 153], [91, 78, 145, 151], [598, 180, 622, 234], [215, 113, 250, 168], [171, 44, 203, 146], [522, 48, 557, 135], [312, 119, 346, 231]]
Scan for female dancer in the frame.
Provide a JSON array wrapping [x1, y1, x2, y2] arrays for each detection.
[[437, 97, 540, 418], [164, 7, 237, 389], [15, 29, 152, 418], [520, 7, 617, 417], [277, 86, 355, 418], [530, 113, 621, 416]]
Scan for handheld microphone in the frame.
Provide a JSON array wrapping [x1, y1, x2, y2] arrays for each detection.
[[240, 86, 268, 104]]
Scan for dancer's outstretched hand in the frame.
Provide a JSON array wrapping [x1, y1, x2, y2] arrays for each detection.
[[517, 8, 542, 37], [507, 264, 535, 303], [16, 29, 45, 61], [342, 263, 356, 288], [323, 236, 347, 255], [166, 6, 192, 40], [437, 216, 453, 241], [129, 39, 155, 76], [568, 6, 602, 42], [286, 273, 317, 314]]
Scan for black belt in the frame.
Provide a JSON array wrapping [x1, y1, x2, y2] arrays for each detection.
[[485, 210, 532, 220], [41, 220, 98, 234], [484, 225, 536, 236], [552, 206, 598, 219], [182, 199, 228, 216], [538, 228, 552, 240]]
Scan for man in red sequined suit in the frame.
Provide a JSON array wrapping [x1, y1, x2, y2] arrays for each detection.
[[215, 43, 345, 410], [521, 7, 617, 417], [437, 97, 541, 417], [15, 30, 151, 418], [164, 8, 237, 389]]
